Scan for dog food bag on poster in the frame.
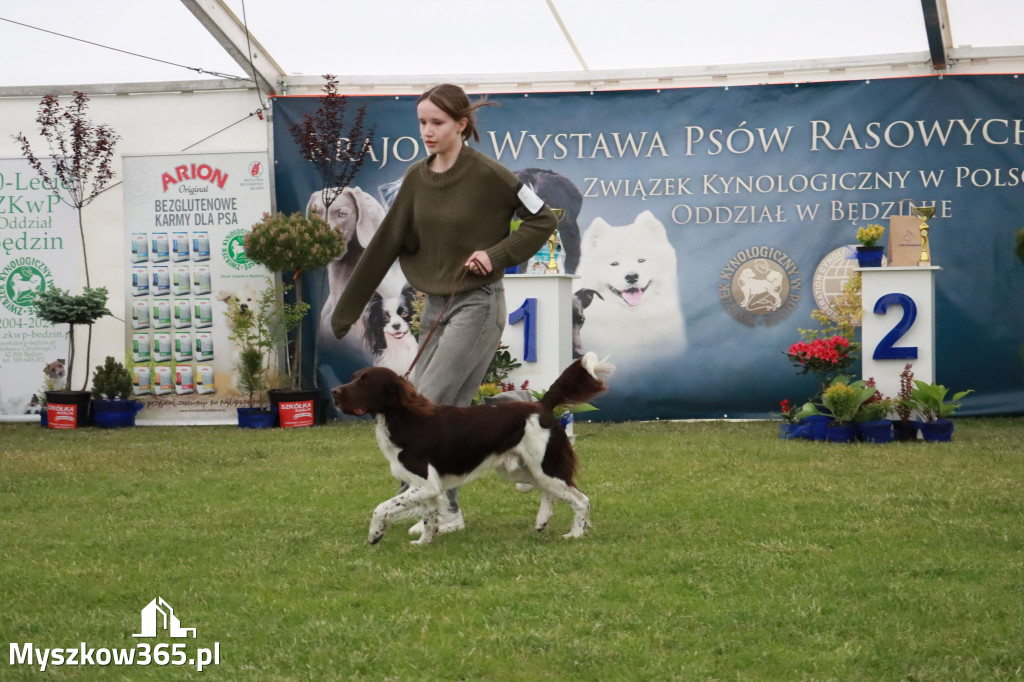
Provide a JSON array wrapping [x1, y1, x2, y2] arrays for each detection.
[[193, 299, 213, 328], [153, 366, 173, 395], [132, 301, 150, 330], [194, 332, 214, 362], [171, 266, 191, 296], [192, 231, 210, 261], [133, 366, 151, 396], [192, 265, 211, 295], [174, 332, 193, 362], [175, 366, 195, 395], [132, 333, 151, 362], [196, 365, 216, 394], [152, 300, 172, 329], [131, 233, 149, 263], [172, 231, 190, 262], [131, 266, 149, 297], [173, 299, 192, 329], [151, 266, 170, 296], [152, 333, 172, 362], [151, 232, 169, 263]]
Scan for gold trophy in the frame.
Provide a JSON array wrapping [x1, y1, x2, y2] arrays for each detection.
[[912, 204, 935, 265], [546, 208, 565, 273]]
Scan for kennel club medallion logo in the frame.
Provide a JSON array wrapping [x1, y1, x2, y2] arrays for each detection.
[[221, 228, 256, 270], [719, 246, 800, 327], [1, 257, 54, 314]]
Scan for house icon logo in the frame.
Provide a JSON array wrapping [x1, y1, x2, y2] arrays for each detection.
[[133, 597, 197, 638]]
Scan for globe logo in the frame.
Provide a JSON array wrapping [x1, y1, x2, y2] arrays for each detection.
[[812, 246, 861, 325]]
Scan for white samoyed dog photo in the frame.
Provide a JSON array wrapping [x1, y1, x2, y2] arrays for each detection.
[[574, 210, 687, 362]]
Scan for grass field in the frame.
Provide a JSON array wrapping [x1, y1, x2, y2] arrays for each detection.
[[2, 418, 1022, 681]]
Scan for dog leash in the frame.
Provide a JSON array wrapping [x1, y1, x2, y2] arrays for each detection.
[[403, 265, 472, 380]]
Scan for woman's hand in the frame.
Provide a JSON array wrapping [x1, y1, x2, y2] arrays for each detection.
[[465, 251, 492, 275]]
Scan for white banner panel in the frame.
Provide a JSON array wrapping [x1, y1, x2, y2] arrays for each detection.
[[0, 158, 80, 420], [122, 151, 273, 423]]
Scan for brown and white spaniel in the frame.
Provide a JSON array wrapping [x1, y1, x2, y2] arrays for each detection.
[[332, 353, 614, 545]]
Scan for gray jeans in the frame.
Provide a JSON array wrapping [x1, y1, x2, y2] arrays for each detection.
[[401, 282, 507, 512]]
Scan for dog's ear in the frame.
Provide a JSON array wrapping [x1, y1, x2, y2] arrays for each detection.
[[306, 191, 326, 221], [396, 374, 433, 417], [348, 187, 386, 248], [361, 292, 386, 353], [574, 288, 601, 310], [581, 217, 611, 253]]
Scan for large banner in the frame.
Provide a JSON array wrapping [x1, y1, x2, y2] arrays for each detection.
[[122, 151, 273, 423], [273, 75, 1024, 420], [0, 158, 79, 420]]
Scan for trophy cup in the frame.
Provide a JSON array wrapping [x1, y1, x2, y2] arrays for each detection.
[[912, 204, 935, 265], [545, 208, 565, 273]]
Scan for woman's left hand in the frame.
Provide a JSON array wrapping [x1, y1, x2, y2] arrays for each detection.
[[465, 251, 492, 275]]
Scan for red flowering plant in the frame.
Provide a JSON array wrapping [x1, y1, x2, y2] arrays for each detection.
[[779, 399, 797, 423], [785, 335, 858, 382]]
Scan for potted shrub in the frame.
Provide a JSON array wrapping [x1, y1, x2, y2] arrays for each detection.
[[32, 286, 111, 429], [90, 356, 142, 428], [225, 278, 306, 428], [797, 378, 877, 443], [243, 211, 342, 427], [854, 378, 894, 443], [855, 223, 885, 267], [892, 363, 921, 441], [909, 380, 974, 442]]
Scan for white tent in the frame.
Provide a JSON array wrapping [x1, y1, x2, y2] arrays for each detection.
[[2, 0, 1024, 96]]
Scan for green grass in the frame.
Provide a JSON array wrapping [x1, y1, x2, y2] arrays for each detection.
[[2, 418, 1022, 681]]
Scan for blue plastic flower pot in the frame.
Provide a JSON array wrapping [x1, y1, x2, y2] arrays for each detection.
[[920, 418, 955, 442], [238, 407, 276, 429], [827, 423, 858, 443], [778, 422, 804, 439], [93, 399, 143, 428], [857, 419, 894, 444], [803, 414, 832, 441], [856, 246, 885, 267]]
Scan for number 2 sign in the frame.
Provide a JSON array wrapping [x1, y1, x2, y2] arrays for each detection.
[[860, 266, 939, 400]]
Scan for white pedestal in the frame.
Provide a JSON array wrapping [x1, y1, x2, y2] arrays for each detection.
[[860, 266, 940, 400], [501, 274, 575, 392]]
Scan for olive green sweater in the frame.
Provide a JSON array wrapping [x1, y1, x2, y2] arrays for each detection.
[[331, 145, 557, 339]]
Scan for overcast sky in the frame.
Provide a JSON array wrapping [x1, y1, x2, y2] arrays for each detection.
[[1, 0, 1022, 88]]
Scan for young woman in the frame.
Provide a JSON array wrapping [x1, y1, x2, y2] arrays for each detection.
[[331, 83, 557, 534]]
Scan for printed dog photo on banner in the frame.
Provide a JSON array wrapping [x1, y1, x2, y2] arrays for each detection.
[[311, 185, 418, 393], [573, 209, 687, 364]]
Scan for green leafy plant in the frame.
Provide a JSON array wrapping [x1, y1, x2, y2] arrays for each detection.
[[243, 213, 339, 390], [224, 278, 307, 407], [480, 343, 522, 386], [909, 381, 974, 422], [31, 286, 111, 392], [796, 378, 877, 425], [90, 356, 132, 400]]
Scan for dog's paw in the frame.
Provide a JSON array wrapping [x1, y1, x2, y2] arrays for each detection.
[[409, 535, 433, 546], [561, 529, 586, 539]]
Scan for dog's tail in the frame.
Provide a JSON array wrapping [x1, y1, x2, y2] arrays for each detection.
[[540, 352, 614, 413]]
